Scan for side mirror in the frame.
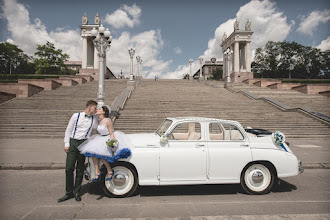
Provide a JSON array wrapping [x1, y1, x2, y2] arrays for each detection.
[[160, 134, 169, 144]]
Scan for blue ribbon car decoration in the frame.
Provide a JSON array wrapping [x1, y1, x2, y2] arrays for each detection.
[[271, 131, 288, 152]]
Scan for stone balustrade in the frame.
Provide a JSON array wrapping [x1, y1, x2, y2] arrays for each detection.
[[267, 83, 301, 90], [0, 92, 16, 104], [292, 84, 330, 94], [59, 76, 87, 84], [49, 78, 78, 86], [18, 79, 62, 90], [0, 83, 44, 98], [253, 79, 281, 87]]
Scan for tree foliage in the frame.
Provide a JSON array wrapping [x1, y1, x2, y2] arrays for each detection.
[[34, 41, 69, 74], [252, 41, 330, 79], [211, 67, 223, 80], [0, 42, 35, 75]]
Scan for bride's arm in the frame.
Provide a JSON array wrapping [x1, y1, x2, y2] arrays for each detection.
[[106, 118, 115, 139]]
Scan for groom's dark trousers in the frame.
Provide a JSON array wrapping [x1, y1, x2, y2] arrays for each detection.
[[65, 138, 86, 195]]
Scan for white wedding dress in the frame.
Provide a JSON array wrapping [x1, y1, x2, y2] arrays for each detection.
[[78, 118, 132, 163]]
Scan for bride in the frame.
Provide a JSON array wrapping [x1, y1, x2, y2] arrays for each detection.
[[78, 105, 132, 182]]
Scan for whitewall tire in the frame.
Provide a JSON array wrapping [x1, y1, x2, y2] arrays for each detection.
[[241, 163, 275, 195], [101, 162, 138, 198]]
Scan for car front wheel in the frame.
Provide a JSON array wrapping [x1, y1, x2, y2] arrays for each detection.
[[241, 163, 275, 195], [101, 162, 138, 198]]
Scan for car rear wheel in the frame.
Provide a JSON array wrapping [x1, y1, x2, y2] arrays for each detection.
[[101, 162, 138, 198], [241, 163, 275, 195]]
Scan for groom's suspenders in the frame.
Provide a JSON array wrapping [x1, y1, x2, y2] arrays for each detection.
[[72, 113, 94, 139]]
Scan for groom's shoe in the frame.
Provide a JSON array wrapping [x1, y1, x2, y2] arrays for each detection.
[[58, 194, 74, 203], [74, 193, 82, 202]]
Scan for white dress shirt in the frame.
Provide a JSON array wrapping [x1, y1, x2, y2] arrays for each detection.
[[64, 112, 98, 147]]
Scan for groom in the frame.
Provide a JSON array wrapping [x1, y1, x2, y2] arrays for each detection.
[[58, 100, 98, 202]]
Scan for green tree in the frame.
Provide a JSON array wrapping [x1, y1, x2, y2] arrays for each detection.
[[253, 41, 330, 79], [211, 67, 223, 80], [0, 42, 35, 75], [34, 41, 69, 74]]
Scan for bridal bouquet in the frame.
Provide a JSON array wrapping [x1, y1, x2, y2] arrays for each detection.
[[106, 139, 118, 156], [106, 139, 118, 148]]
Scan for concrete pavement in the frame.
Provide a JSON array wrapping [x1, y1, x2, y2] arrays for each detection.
[[0, 137, 329, 170]]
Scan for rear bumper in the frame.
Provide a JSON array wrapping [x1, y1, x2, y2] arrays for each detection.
[[298, 160, 304, 174]]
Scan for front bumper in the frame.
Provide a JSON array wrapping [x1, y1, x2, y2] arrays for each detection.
[[298, 160, 304, 174]]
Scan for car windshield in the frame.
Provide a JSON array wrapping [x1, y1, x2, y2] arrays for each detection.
[[156, 119, 173, 136]]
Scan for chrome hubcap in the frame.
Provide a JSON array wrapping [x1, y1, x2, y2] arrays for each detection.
[[252, 171, 264, 184], [113, 174, 126, 187]]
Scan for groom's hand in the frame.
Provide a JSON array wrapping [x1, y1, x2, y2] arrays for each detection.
[[64, 147, 70, 153]]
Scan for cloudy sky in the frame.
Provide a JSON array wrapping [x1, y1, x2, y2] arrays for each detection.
[[0, 0, 329, 78]]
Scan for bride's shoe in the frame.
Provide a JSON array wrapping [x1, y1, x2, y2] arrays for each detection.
[[92, 173, 101, 182], [106, 170, 114, 181]]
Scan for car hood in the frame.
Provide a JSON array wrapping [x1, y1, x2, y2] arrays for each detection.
[[126, 133, 160, 148]]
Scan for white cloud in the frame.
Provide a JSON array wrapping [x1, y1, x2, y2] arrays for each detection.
[[2, 0, 170, 78], [1, 0, 82, 60], [164, 0, 293, 79], [107, 30, 172, 78], [105, 4, 141, 29], [316, 36, 330, 51], [297, 9, 330, 36], [174, 47, 182, 54]]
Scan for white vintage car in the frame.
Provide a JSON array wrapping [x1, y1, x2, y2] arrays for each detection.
[[97, 117, 303, 198]]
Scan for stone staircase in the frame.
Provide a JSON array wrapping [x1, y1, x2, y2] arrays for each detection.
[[113, 79, 330, 140], [228, 82, 330, 117], [0, 79, 127, 138]]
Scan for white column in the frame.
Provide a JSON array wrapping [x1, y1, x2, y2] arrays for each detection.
[[234, 41, 239, 72], [82, 36, 87, 69], [223, 52, 226, 79], [94, 46, 99, 69], [246, 42, 251, 72]]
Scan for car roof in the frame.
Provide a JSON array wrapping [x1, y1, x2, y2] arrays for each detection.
[[166, 117, 240, 125]]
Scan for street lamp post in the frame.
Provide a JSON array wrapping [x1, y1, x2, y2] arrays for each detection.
[[136, 55, 142, 77], [189, 59, 193, 80], [91, 24, 112, 107], [128, 47, 135, 80], [224, 48, 233, 88], [198, 56, 203, 80]]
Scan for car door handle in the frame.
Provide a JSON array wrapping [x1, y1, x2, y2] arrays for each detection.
[[196, 144, 205, 148], [240, 144, 249, 148]]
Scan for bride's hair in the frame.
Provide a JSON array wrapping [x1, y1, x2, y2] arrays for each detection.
[[101, 106, 110, 118]]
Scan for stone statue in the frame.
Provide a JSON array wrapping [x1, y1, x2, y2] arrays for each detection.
[[234, 19, 239, 31], [94, 13, 100, 25], [222, 32, 227, 42], [245, 19, 252, 31], [82, 13, 88, 25]]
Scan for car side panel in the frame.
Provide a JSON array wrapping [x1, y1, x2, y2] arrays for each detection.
[[129, 147, 160, 186], [251, 148, 299, 178]]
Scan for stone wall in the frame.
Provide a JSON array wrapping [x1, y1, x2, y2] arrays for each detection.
[[0, 92, 16, 104], [292, 84, 330, 94], [267, 83, 301, 90], [0, 83, 44, 97], [253, 79, 281, 87], [319, 91, 330, 97], [18, 79, 62, 90], [230, 72, 253, 83], [49, 78, 78, 86], [59, 76, 87, 84], [243, 79, 262, 85]]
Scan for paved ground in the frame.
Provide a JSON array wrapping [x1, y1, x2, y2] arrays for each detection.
[[0, 137, 329, 169], [0, 169, 329, 219]]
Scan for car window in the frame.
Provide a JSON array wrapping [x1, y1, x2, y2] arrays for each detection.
[[156, 119, 173, 136], [222, 124, 244, 140], [168, 122, 201, 141], [209, 123, 224, 140]]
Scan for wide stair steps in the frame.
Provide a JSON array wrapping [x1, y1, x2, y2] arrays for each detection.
[[228, 82, 330, 117], [0, 79, 127, 138], [114, 79, 330, 140]]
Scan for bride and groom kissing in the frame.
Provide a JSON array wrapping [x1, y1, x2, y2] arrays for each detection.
[[58, 100, 131, 202]]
